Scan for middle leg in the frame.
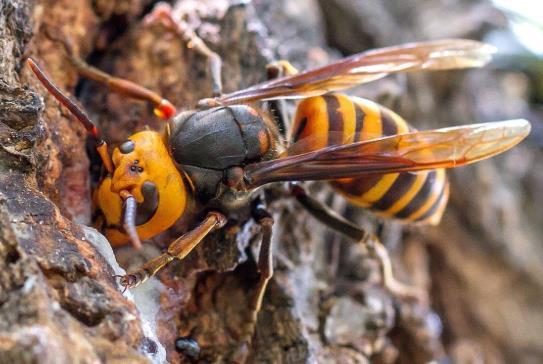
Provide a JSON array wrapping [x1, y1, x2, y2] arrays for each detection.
[[235, 200, 275, 362]]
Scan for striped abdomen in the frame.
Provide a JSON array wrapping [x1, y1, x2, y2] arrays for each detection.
[[290, 94, 449, 225]]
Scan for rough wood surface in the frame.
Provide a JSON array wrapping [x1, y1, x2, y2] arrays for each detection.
[[0, 1, 541, 363]]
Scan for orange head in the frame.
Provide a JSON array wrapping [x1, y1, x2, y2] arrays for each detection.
[[27, 57, 188, 249], [95, 131, 190, 247]]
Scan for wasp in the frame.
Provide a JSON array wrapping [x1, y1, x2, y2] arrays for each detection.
[[27, 6, 530, 358]]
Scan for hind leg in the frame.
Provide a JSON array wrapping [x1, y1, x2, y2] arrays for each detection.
[[290, 184, 426, 302]]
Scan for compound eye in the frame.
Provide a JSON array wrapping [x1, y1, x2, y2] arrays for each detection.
[[120, 140, 135, 154]]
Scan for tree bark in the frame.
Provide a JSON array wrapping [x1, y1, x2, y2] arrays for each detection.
[[1, 1, 541, 363]]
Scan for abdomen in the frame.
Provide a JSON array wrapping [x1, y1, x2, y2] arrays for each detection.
[[290, 94, 449, 225]]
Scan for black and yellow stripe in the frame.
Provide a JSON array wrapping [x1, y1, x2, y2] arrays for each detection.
[[290, 93, 449, 225]]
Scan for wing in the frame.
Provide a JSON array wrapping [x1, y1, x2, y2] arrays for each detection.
[[244, 119, 530, 188], [216, 39, 495, 105]]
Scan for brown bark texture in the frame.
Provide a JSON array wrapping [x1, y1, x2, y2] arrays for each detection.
[[0, 0, 542, 363]]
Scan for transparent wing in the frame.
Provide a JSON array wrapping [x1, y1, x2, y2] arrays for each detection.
[[245, 119, 530, 187], [217, 39, 495, 105]]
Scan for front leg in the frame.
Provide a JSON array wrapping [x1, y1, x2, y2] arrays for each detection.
[[45, 31, 177, 120], [116, 211, 227, 291]]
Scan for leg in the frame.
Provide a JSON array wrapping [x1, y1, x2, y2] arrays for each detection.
[[290, 184, 368, 241], [117, 211, 227, 290], [265, 60, 300, 135], [71, 56, 176, 120], [266, 60, 299, 79], [235, 201, 274, 362], [144, 2, 223, 97], [290, 184, 425, 301], [45, 30, 176, 120]]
